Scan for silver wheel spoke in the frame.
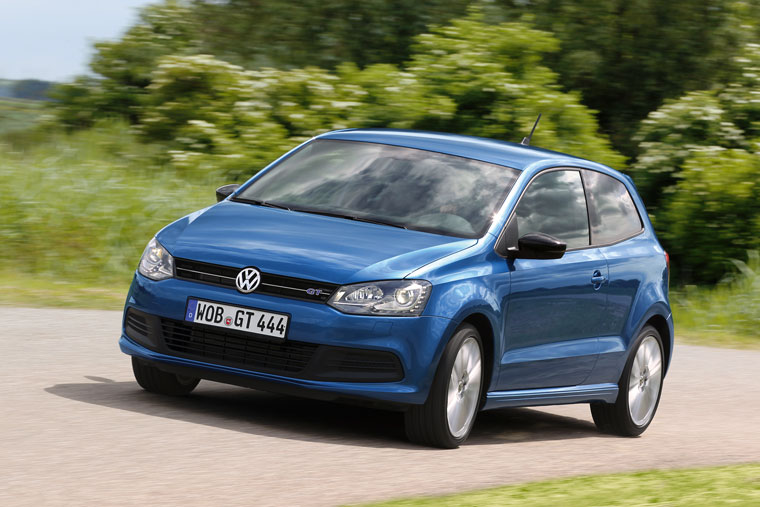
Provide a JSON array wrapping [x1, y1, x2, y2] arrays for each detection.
[[468, 359, 482, 386], [629, 383, 641, 409], [452, 354, 462, 379], [631, 354, 642, 379], [446, 336, 482, 439], [629, 369, 640, 390], [627, 335, 663, 427], [631, 389, 645, 420], [449, 369, 458, 389], [449, 398, 463, 426]]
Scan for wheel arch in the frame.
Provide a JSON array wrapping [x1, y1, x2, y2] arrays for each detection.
[[644, 313, 673, 375], [458, 312, 496, 394]]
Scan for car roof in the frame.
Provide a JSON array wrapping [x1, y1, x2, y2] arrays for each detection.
[[316, 128, 592, 171]]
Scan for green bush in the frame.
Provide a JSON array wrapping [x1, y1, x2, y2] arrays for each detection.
[[406, 12, 624, 168], [134, 9, 623, 177], [661, 149, 760, 282], [631, 42, 760, 283]]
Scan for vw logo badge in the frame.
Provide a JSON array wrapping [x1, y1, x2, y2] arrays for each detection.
[[236, 267, 261, 294]]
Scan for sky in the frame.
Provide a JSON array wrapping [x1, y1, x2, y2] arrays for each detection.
[[0, 0, 156, 82]]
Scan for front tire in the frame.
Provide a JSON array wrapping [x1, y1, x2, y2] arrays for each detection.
[[405, 324, 484, 448], [132, 357, 200, 396], [591, 325, 664, 436]]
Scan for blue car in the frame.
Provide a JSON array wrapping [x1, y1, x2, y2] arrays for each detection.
[[121, 129, 673, 448]]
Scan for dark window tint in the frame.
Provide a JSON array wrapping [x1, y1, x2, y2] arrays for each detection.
[[236, 140, 520, 238], [514, 170, 590, 249], [583, 170, 643, 245]]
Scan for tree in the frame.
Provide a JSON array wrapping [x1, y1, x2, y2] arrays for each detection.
[[631, 42, 760, 282], [11, 80, 54, 101], [660, 149, 760, 283], [491, 0, 754, 156], [140, 55, 455, 177], [192, 0, 470, 69], [136, 10, 623, 178], [406, 11, 624, 168], [51, 0, 757, 154], [51, 0, 200, 128]]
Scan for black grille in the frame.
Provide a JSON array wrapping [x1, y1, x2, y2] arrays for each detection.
[[125, 308, 404, 382], [125, 309, 149, 341], [316, 349, 404, 382], [161, 318, 317, 374], [174, 258, 338, 303]]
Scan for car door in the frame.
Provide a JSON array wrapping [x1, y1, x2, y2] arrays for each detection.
[[497, 168, 608, 390], [579, 169, 652, 382]]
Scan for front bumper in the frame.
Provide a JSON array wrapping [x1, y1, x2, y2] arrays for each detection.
[[120, 273, 455, 405]]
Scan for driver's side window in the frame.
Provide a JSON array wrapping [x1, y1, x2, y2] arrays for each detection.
[[512, 169, 590, 250]]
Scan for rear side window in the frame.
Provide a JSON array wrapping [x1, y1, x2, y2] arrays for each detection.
[[514, 170, 590, 249], [582, 170, 643, 245]]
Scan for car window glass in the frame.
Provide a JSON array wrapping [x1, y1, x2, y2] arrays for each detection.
[[583, 170, 643, 245], [236, 140, 520, 238], [514, 170, 590, 249]]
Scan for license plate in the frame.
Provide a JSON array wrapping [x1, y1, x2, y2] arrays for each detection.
[[185, 298, 289, 340]]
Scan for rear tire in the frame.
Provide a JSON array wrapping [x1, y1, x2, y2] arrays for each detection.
[[132, 357, 200, 396], [591, 325, 664, 436], [405, 324, 484, 448]]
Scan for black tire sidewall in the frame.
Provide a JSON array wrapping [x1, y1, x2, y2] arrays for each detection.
[[132, 357, 200, 395]]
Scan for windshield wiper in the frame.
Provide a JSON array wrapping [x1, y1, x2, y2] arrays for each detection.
[[352, 216, 409, 230], [287, 207, 408, 230], [232, 197, 291, 211], [233, 199, 408, 229]]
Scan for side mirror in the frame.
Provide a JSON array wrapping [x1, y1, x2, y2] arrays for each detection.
[[216, 184, 240, 202], [510, 232, 566, 260]]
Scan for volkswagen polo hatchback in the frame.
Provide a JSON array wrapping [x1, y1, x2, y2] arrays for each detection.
[[120, 129, 673, 448]]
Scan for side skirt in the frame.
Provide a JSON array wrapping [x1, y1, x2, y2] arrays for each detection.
[[483, 383, 619, 411]]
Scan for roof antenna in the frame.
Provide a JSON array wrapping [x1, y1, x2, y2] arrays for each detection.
[[521, 113, 542, 146]]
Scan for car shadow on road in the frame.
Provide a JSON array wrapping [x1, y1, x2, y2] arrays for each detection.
[[46, 377, 601, 449]]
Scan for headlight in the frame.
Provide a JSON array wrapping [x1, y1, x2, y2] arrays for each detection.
[[328, 280, 431, 316], [138, 237, 175, 280]]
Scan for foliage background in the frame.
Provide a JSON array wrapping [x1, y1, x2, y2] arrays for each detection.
[[1, 0, 759, 344]]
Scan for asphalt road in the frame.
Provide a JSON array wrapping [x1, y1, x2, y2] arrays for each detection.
[[2, 307, 759, 506]]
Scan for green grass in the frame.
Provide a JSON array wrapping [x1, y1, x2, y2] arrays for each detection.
[[0, 270, 127, 310], [0, 122, 247, 311], [0, 121, 225, 290], [358, 464, 760, 507], [0, 98, 45, 135], [672, 251, 760, 349]]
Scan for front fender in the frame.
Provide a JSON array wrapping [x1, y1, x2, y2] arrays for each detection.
[[423, 267, 508, 394]]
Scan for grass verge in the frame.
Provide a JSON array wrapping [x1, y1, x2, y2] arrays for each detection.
[[0, 270, 127, 311], [671, 251, 760, 349], [0, 121, 222, 288], [0, 98, 45, 135], [357, 463, 760, 507]]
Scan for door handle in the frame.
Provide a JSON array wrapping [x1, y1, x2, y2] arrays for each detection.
[[591, 270, 607, 289]]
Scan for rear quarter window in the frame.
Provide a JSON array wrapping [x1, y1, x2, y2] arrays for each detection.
[[582, 170, 643, 245]]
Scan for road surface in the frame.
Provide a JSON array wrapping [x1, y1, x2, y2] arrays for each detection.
[[1, 307, 758, 506]]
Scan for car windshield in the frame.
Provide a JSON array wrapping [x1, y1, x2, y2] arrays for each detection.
[[235, 139, 520, 238]]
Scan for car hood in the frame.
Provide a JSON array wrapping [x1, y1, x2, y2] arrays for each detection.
[[157, 201, 477, 284]]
